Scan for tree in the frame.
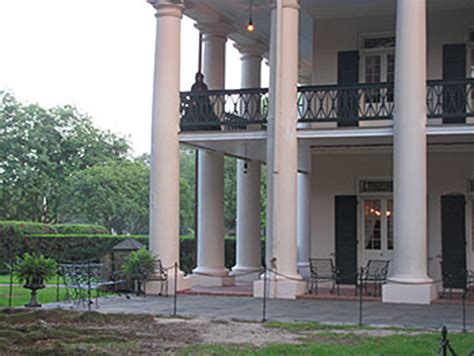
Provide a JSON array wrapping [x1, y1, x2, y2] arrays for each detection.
[[0, 92, 129, 223], [61, 160, 149, 234]]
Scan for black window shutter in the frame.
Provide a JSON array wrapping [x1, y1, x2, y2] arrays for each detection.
[[335, 195, 358, 284], [442, 44, 467, 124], [337, 51, 359, 127], [441, 195, 466, 289]]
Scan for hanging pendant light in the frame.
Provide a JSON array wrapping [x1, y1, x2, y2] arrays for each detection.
[[247, 0, 255, 32]]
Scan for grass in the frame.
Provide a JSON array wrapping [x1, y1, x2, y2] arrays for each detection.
[[0, 285, 107, 307], [179, 332, 474, 355], [264, 320, 421, 332], [0, 274, 60, 285]]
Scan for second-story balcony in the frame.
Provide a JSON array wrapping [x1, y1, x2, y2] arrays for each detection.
[[179, 78, 474, 132]]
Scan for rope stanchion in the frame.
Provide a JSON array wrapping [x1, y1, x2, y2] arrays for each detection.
[[8, 260, 14, 308], [462, 287, 467, 333], [262, 263, 267, 323], [87, 260, 92, 311], [173, 262, 178, 317], [358, 267, 363, 327]]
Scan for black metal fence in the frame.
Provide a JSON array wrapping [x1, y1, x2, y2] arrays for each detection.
[[179, 78, 474, 130]]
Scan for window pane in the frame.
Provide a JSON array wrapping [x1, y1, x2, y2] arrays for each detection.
[[387, 54, 395, 82], [364, 200, 382, 250], [387, 200, 393, 250], [364, 37, 396, 49], [365, 55, 381, 83]]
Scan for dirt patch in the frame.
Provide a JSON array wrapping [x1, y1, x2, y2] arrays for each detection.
[[0, 308, 200, 355]]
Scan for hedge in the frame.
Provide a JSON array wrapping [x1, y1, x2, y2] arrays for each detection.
[[0, 221, 109, 235], [0, 231, 263, 274]]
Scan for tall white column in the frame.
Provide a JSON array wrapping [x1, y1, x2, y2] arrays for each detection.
[[254, 0, 306, 299], [232, 43, 266, 281], [382, 0, 436, 304], [146, 0, 190, 295], [297, 171, 311, 278], [192, 22, 235, 286]]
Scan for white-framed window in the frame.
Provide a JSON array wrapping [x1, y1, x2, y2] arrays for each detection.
[[360, 34, 396, 105], [360, 34, 396, 85]]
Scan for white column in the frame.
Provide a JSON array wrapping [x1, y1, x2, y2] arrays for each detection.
[[192, 22, 235, 286], [382, 0, 436, 304], [297, 171, 311, 278], [146, 0, 190, 295], [254, 0, 306, 299], [232, 43, 265, 281]]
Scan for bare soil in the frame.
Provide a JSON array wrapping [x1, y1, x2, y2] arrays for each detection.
[[0, 308, 425, 355]]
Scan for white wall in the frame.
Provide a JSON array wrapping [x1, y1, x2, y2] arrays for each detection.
[[311, 149, 474, 286], [427, 151, 474, 282], [312, 9, 474, 84]]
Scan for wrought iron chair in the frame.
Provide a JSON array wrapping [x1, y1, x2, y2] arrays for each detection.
[[146, 259, 168, 297], [356, 259, 390, 297], [440, 261, 473, 299], [309, 258, 340, 295]]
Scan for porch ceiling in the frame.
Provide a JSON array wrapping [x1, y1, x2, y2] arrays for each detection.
[[185, 0, 474, 83], [179, 125, 474, 169]]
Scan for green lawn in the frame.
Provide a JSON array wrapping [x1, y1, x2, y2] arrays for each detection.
[[0, 285, 105, 307], [180, 332, 474, 356], [0, 274, 60, 285]]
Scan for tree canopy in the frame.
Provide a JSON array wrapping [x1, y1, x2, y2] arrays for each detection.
[[0, 92, 129, 223]]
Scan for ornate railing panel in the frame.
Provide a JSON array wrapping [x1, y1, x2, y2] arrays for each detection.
[[298, 82, 395, 125], [427, 79, 474, 122], [179, 79, 473, 131], [180, 88, 268, 131]]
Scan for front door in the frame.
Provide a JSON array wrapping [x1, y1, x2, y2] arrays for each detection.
[[361, 198, 393, 268]]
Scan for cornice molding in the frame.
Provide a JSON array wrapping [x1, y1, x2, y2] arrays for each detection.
[[195, 21, 235, 38], [234, 42, 268, 58], [148, 0, 185, 18], [269, 0, 300, 10]]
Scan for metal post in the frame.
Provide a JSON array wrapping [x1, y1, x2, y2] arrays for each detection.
[[462, 287, 467, 333], [262, 264, 267, 322], [87, 260, 92, 311], [173, 262, 178, 317], [359, 267, 363, 327], [8, 261, 14, 308], [442, 326, 448, 356], [56, 264, 60, 303]]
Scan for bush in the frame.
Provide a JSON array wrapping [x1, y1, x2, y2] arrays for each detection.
[[0, 221, 108, 236], [0, 226, 265, 275]]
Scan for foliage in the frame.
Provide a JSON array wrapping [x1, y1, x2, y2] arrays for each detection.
[[123, 248, 157, 281], [14, 253, 57, 286], [60, 160, 149, 234], [0, 230, 260, 274], [0, 221, 108, 235], [0, 92, 130, 223]]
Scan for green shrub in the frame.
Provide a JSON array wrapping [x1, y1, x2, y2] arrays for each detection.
[[15, 253, 57, 286], [123, 248, 158, 295], [0, 227, 264, 275], [54, 224, 109, 235]]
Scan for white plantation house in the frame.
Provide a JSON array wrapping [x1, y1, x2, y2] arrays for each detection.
[[145, 0, 474, 304]]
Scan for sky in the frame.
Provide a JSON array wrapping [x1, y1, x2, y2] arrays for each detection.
[[0, 0, 268, 156]]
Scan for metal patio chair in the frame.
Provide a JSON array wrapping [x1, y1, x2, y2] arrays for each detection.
[[309, 258, 340, 295], [145, 259, 168, 297], [356, 259, 390, 297]]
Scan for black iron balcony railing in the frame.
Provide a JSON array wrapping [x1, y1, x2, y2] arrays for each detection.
[[180, 88, 268, 131], [179, 78, 474, 131]]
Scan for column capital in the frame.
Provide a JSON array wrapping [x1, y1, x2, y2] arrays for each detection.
[[269, 0, 300, 10], [234, 42, 267, 59], [195, 21, 235, 39], [147, 0, 184, 18]]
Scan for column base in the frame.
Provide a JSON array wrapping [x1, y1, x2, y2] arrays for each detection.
[[231, 266, 262, 282], [297, 262, 310, 280], [382, 278, 437, 304], [253, 277, 307, 300], [191, 267, 235, 287], [145, 272, 192, 296]]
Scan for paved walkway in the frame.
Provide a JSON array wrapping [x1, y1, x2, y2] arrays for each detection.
[[49, 294, 474, 331]]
